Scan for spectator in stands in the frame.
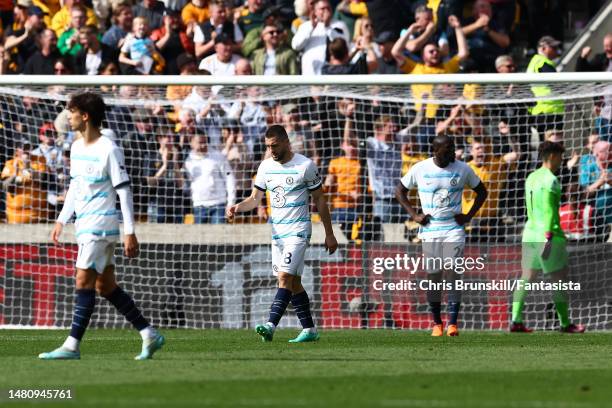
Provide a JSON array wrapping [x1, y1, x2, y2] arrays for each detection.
[[184, 134, 236, 224], [237, 86, 268, 158], [55, 147, 71, 207], [133, 0, 166, 31], [182, 84, 214, 124], [462, 136, 518, 241], [242, 5, 286, 59], [120, 16, 165, 74], [102, 3, 133, 52], [51, 0, 97, 38], [336, 0, 368, 37], [364, 0, 412, 42], [1, 138, 48, 223], [251, 23, 299, 75], [324, 135, 360, 240], [92, 0, 111, 31], [181, 0, 210, 30], [346, 108, 402, 222], [577, 33, 612, 72], [392, 15, 469, 147], [235, 57, 252, 75], [559, 177, 596, 242], [4, 4, 45, 74], [580, 140, 612, 242], [291, 0, 349, 75], [495, 53, 515, 74], [97, 60, 120, 94], [527, 36, 564, 135], [198, 32, 241, 74], [151, 9, 193, 74], [322, 37, 370, 74], [238, 0, 265, 37], [592, 96, 612, 143], [175, 107, 198, 160], [578, 34, 612, 142], [221, 121, 252, 201], [123, 106, 157, 219], [194, 0, 243, 60], [281, 103, 319, 164], [52, 57, 74, 75], [22, 28, 60, 74], [167, 53, 198, 114], [580, 133, 600, 163], [393, 14, 468, 76], [352, 16, 377, 54], [57, 5, 88, 56], [291, 0, 312, 34], [32, 122, 62, 171], [74, 25, 117, 75], [403, 5, 449, 62], [145, 131, 185, 223], [373, 31, 400, 74], [461, 0, 511, 72], [32, 122, 63, 216]]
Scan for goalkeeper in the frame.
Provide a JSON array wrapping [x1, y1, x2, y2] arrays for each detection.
[[511, 141, 585, 333]]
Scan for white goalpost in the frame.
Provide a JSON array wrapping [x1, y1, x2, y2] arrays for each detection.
[[0, 73, 610, 330]]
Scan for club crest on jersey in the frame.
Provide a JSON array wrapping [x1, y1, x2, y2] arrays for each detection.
[[286, 176, 294, 185], [450, 177, 459, 186], [86, 164, 95, 174]]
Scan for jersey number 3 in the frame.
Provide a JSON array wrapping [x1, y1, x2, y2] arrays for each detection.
[[271, 186, 287, 208]]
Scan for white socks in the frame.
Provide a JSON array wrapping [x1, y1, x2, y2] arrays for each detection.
[[139, 326, 158, 341], [265, 323, 317, 334], [61, 329, 158, 352], [62, 336, 80, 352]]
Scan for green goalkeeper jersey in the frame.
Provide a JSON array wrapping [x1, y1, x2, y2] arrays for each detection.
[[522, 166, 566, 242]]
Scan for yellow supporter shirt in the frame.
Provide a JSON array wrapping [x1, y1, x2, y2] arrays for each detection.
[[34, 0, 61, 29], [462, 156, 506, 219], [51, 6, 98, 37], [400, 55, 460, 118], [327, 156, 360, 209], [181, 3, 210, 26], [349, 2, 368, 16], [1, 155, 48, 223]]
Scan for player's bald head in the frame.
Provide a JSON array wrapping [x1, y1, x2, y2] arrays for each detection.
[[432, 134, 453, 150], [432, 134, 455, 167]]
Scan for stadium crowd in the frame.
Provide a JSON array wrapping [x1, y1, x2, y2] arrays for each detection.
[[0, 0, 611, 242]]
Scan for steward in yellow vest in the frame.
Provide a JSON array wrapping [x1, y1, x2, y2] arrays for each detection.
[[526, 36, 564, 133]]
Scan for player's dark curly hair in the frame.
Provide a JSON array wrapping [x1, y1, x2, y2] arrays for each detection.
[[539, 141, 565, 160], [67, 92, 106, 128]]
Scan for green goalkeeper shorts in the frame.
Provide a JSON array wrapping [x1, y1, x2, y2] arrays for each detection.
[[521, 239, 568, 274]]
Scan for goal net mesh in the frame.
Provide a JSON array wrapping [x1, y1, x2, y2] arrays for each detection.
[[0, 78, 610, 330]]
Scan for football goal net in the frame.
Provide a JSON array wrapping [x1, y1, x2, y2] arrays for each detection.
[[0, 73, 610, 330]]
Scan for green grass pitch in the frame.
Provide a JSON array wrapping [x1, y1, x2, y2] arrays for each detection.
[[1, 329, 611, 407]]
